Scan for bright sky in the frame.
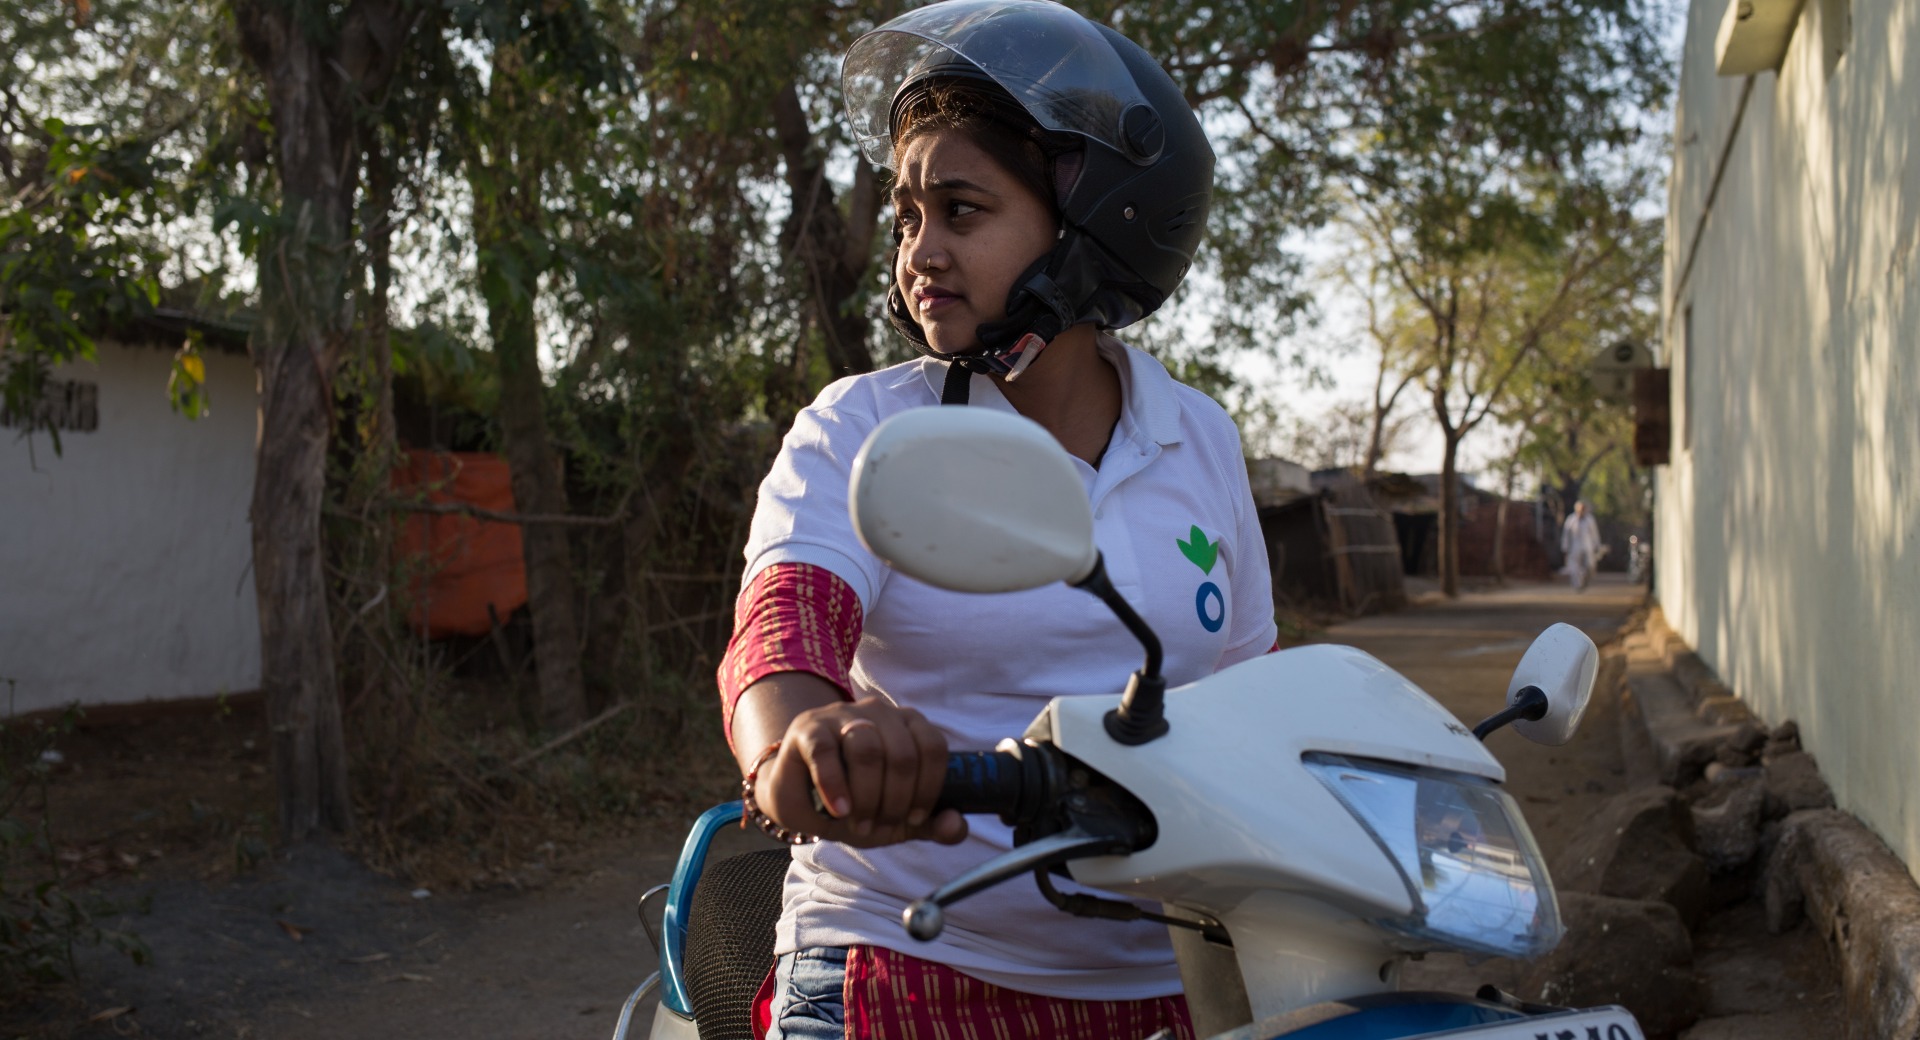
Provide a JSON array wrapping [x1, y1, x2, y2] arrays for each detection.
[[1187, 0, 1691, 490], [1154, 223, 1490, 485], [1239, 276, 1461, 478]]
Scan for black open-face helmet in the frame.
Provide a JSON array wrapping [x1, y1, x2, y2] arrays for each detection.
[[843, 0, 1214, 378]]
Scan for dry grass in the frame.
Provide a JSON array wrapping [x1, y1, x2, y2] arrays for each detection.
[[344, 676, 739, 891], [11, 679, 738, 899]]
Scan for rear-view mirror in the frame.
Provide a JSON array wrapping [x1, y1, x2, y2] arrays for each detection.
[[1507, 622, 1599, 746], [848, 407, 1098, 594]]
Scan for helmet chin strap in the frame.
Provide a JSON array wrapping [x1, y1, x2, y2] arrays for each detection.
[[937, 329, 1050, 405], [894, 250, 1082, 406]]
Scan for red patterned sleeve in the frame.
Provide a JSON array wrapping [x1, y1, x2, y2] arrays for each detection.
[[717, 562, 863, 746]]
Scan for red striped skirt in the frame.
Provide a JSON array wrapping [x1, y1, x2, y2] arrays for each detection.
[[755, 945, 1194, 1040]]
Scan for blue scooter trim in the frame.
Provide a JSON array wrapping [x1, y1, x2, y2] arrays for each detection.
[[658, 801, 746, 1017]]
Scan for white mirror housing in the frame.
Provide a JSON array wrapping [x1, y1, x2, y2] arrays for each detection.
[[849, 407, 1099, 594], [1507, 622, 1599, 745]]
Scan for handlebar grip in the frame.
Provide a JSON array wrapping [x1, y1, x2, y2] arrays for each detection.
[[937, 751, 1029, 816], [803, 746, 1050, 824]]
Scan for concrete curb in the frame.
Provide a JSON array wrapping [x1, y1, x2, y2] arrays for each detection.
[[1621, 670, 1747, 787], [1621, 605, 1920, 1040], [1767, 810, 1920, 1040]]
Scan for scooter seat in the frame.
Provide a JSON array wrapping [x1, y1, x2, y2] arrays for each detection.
[[685, 848, 792, 1040]]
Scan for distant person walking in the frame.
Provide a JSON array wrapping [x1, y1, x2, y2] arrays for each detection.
[[1561, 501, 1603, 591]]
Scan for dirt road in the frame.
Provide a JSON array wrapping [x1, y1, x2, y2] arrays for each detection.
[[1312, 574, 1646, 868], [14, 823, 704, 1039], [1329, 575, 1840, 1039], [13, 574, 1834, 1039]]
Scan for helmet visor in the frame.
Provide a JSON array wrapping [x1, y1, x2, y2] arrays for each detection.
[[842, 0, 1154, 168]]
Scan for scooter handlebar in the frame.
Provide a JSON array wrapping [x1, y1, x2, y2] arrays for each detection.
[[805, 745, 1060, 828], [935, 746, 1060, 827], [937, 751, 1027, 815]]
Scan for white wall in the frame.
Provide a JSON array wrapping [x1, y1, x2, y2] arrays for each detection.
[[1, 342, 260, 715], [1658, 0, 1920, 879]]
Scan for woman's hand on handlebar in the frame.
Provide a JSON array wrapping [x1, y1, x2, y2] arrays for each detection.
[[768, 697, 967, 847], [731, 674, 966, 848]]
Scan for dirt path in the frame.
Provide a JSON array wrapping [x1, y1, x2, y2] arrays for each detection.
[[1312, 574, 1646, 867], [10, 574, 1835, 1040], [8, 823, 704, 1040], [14, 577, 1639, 1040], [1328, 575, 1840, 1038]]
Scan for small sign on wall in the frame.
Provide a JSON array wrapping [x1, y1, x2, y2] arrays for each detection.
[[1591, 340, 1655, 402], [1634, 369, 1672, 467], [0, 380, 99, 432]]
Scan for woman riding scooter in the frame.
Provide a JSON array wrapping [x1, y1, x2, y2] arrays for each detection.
[[717, 3, 1278, 1036]]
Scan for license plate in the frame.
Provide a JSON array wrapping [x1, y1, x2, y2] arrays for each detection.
[[1412, 1006, 1645, 1040]]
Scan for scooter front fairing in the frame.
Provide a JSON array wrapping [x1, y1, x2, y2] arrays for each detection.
[[618, 799, 1642, 1040]]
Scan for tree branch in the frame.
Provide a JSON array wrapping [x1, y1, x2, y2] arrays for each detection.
[[1356, 201, 1441, 321], [842, 158, 882, 276], [329, 497, 626, 528]]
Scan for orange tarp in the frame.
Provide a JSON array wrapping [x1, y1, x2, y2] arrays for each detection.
[[394, 450, 528, 638]]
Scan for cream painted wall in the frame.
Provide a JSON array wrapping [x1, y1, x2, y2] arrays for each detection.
[[1, 342, 260, 715], [1658, 0, 1920, 879]]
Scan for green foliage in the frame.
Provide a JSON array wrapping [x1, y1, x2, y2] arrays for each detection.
[[0, 119, 169, 450], [1497, 242, 1661, 526], [1089, 0, 1674, 377], [1280, 0, 1672, 527], [167, 335, 212, 420], [209, 193, 288, 261], [3, 0, 247, 451], [6, 0, 1683, 851], [0, 696, 149, 1000]]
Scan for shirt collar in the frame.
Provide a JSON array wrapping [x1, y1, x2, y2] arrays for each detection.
[[1098, 334, 1182, 448], [913, 335, 1184, 448]]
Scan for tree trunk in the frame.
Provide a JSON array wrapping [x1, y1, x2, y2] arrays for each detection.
[[492, 303, 589, 732], [352, 135, 400, 734], [1491, 499, 1507, 582], [1364, 354, 1410, 484], [251, 314, 355, 839], [472, 47, 588, 733], [235, 0, 407, 840], [1559, 476, 1583, 518], [773, 81, 878, 377], [1438, 433, 1463, 597], [365, 142, 398, 477], [1556, 424, 1586, 516], [1492, 453, 1521, 583], [1363, 419, 1386, 484]]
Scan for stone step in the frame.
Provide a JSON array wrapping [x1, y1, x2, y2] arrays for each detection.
[[1623, 672, 1746, 787]]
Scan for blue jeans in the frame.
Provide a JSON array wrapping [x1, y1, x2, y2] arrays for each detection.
[[766, 947, 849, 1040]]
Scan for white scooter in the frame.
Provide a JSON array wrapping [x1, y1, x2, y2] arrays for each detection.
[[614, 407, 1644, 1040]]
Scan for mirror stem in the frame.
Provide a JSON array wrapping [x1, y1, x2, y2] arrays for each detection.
[[1470, 685, 1549, 741], [1074, 554, 1169, 745]]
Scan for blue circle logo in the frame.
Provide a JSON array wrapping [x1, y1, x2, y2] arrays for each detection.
[[1195, 582, 1225, 633]]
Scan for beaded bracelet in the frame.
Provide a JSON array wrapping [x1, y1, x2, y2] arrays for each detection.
[[741, 742, 819, 845]]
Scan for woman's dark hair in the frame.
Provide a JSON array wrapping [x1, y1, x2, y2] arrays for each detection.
[[890, 79, 1065, 217]]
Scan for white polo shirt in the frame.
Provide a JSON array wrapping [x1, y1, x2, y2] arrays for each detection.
[[741, 335, 1277, 1000]]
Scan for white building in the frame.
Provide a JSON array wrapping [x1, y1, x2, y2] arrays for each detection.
[[1, 323, 260, 716], [1658, 0, 1918, 878]]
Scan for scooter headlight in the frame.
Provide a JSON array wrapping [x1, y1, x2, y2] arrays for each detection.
[[1304, 753, 1562, 960]]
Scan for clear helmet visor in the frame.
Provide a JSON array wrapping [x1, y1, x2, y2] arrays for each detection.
[[842, 0, 1155, 168]]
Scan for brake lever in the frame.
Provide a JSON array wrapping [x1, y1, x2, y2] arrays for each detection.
[[902, 828, 1132, 940]]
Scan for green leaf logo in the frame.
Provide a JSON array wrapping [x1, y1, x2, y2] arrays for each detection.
[[1177, 525, 1218, 575]]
